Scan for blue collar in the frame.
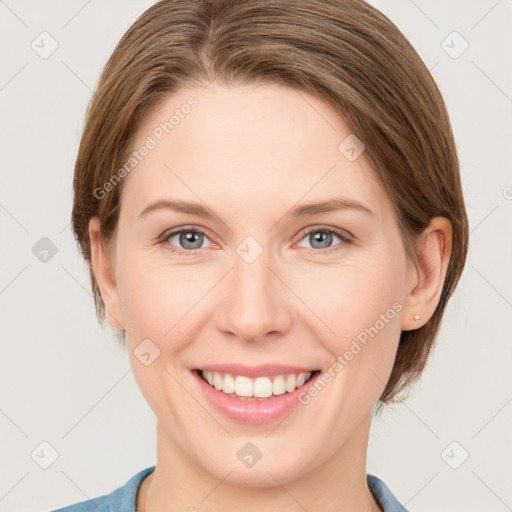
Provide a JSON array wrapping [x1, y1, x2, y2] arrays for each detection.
[[52, 465, 409, 512]]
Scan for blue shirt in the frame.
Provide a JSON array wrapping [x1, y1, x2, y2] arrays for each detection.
[[50, 465, 409, 511]]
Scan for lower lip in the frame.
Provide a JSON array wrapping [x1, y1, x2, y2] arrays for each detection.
[[191, 370, 321, 424]]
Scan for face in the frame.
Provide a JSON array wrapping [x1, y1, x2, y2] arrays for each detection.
[[98, 83, 417, 486]]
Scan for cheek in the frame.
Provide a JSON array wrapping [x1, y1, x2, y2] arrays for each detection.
[[290, 249, 406, 365], [116, 251, 208, 339], [116, 254, 204, 423]]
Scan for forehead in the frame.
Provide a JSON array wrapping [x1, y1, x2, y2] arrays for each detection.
[[120, 83, 388, 218]]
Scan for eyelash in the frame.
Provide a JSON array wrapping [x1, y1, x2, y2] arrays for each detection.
[[158, 225, 353, 256]]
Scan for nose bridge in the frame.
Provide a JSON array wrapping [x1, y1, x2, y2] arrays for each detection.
[[215, 243, 291, 342]]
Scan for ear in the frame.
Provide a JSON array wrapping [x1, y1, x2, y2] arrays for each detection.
[[88, 217, 124, 331], [401, 217, 453, 331]]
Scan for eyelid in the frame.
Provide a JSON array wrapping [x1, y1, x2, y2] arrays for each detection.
[[159, 225, 215, 255], [161, 225, 211, 239], [297, 225, 353, 241], [294, 225, 353, 252], [159, 224, 353, 255]]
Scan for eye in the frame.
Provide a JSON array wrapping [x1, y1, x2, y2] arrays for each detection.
[[159, 225, 351, 255], [296, 227, 351, 252], [163, 227, 213, 253]]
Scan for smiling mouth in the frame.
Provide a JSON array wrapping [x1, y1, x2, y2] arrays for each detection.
[[193, 369, 321, 401]]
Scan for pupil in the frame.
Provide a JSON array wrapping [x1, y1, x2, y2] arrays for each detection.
[[180, 232, 202, 249], [177, 231, 334, 250], [311, 231, 332, 249]]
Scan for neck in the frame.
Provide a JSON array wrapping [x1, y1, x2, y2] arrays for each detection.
[[138, 414, 381, 512]]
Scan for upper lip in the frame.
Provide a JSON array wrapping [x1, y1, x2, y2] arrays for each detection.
[[193, 364, 318, 378]]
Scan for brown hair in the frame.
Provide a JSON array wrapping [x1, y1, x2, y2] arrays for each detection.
[[71, 0, 469, 407]]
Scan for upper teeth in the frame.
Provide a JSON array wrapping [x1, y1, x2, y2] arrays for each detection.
[[201, 370, 312, 398]]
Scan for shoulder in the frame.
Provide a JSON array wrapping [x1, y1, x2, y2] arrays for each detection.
[[367, 474, 409, 512], [49, 466, 156, 512]]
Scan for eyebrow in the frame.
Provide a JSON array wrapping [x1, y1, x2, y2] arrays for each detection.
[[138, 197, 374, 219], [289, 198, 374, 217]]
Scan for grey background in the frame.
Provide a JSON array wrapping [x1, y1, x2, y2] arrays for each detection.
[[0, 1, 511, 511]]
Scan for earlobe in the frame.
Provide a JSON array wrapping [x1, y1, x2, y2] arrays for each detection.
[[401, 217, 452, 331], [88, 217, 124, 330]]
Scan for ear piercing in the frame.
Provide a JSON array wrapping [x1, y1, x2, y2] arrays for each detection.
[[413, 314, 420, 321]]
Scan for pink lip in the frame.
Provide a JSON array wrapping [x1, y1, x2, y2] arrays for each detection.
[[192, 363, 317, 378], [191, 369, 321, 424]]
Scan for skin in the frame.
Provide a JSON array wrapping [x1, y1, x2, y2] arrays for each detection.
[[89, 83, 452, 512]]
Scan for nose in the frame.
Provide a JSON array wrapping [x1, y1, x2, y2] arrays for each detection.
[[214, 249, 293, 344]]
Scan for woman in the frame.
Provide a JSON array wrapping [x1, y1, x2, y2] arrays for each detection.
[[54, 0, 468, 510]]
